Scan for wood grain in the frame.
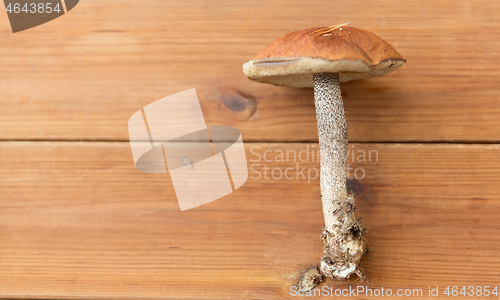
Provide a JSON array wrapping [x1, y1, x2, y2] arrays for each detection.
[[0, 142, 498, 299], [0, 0, 499, 142]]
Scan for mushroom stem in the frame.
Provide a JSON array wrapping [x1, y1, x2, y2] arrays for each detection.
[[313, 72, 367, 280]]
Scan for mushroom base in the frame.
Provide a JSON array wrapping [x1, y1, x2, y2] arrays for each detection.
[[319, 195, 367, 280], [297, 194, 366, 293]]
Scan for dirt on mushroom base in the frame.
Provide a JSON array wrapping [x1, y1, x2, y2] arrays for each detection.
[[298, 194, 367, 292]]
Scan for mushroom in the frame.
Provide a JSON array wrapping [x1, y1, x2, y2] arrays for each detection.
[[242, 24, 406, 290]]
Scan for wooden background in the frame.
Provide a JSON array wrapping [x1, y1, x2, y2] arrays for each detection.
[[0, 0, 499, 299]]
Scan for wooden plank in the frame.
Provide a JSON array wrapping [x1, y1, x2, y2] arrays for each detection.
[[0, 142, 498, 299], [0, 0, 500, 142]]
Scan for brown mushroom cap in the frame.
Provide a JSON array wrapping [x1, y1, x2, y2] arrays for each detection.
[[243, 26, 406, 88]]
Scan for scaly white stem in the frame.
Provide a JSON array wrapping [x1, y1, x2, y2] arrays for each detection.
[[313, 72, 366, 280]]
